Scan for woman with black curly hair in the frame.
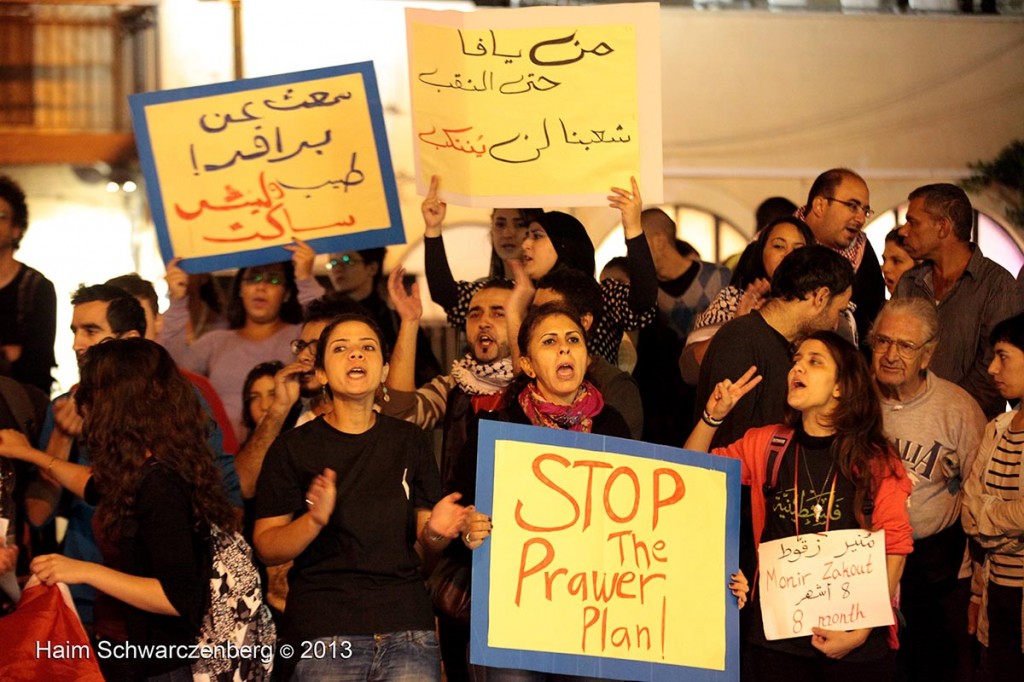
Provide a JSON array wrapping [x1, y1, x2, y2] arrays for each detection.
[[0, 338, 239, 681]]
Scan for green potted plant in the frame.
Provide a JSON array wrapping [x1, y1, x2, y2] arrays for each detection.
[[961, 140, 1024, 229]]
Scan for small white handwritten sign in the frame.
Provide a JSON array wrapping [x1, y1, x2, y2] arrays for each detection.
[[757, 529, 892, 641]]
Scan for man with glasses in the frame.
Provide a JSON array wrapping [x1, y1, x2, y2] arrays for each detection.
[[895, 183, 1024, 419], [799, 168, 885, 347], [869, 297, 986, 681]]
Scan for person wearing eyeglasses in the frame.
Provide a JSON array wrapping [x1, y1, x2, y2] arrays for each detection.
[[798, 168, 885, 351], [160, 240, 325, 443], [895, 183, 1024, 420], [869, 297, 986, 681], [327, 248, 443, 388]]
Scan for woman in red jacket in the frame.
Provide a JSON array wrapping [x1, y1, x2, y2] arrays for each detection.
[[686, 330, 912, 681]]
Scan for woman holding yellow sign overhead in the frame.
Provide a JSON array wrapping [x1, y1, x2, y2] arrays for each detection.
[[420, 174, 658, 366]]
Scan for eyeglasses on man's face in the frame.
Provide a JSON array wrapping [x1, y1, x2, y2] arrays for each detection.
[[290, 339, 318, 356], [825, 196, 875, 220], [869, 334, 932, 358]]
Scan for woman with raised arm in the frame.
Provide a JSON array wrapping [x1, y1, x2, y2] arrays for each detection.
[[422, 182, 542, 326], [422, 175, 658, 365], [160, 239, 324, 442], [686, 331, 912, 680], [0, 339, 241, 681], [252, 313, 470, 681]]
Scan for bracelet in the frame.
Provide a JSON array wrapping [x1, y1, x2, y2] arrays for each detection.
[[424, 516, 447, 544], [702, 410, 724, 428]]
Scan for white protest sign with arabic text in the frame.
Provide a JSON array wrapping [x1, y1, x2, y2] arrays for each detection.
[[757, 529, 893, 641]]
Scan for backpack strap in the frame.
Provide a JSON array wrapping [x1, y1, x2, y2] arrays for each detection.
[[763, 425, 795, 495], [862, 495, 875, 530]]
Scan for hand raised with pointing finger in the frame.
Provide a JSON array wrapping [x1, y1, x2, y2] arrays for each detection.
[[608, 177, 643, 238], [421, 175, 447, 237]]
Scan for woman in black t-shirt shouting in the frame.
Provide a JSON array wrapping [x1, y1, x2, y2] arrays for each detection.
[[253, 313, 470, 682]]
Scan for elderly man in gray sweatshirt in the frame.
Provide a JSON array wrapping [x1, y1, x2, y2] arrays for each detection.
[[869, 297, 986, 681]]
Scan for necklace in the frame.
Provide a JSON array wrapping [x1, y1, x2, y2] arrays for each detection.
[[803, 451, 836, 523], [792, 445, 838, 535]]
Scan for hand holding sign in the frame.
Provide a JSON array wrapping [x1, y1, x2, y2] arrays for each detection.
[[462, 507, 492, 549], [165, 257, 189, 301], [810, 626, 870, 659], [283, 238, 316, 281]]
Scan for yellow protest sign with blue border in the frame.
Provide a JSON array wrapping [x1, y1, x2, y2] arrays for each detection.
[[473, 421, 740, 680], [130, 62, 403, 273]]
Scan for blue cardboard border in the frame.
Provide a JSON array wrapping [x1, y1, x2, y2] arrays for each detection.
[[129, 62, 404, 274], [471, 421, 740, 681]]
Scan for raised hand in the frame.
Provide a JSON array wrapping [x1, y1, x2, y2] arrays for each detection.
[[387, 266, 423, 324], [608, 177, 643, 238], [285, 237, 316, 281], [705, 365, 762, 422], [165, 257, 189, 301], [507, 258, 536, 317], [736, 278, 771, 317], [271, 362, 305, 412], [421, 175, 447, 237], [53, 395, 83, 438]]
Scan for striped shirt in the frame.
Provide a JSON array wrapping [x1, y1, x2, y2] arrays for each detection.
[[986, 428, 1024, 587]]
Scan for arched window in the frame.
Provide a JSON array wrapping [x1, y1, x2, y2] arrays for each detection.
[[595, 204, 746, 275]]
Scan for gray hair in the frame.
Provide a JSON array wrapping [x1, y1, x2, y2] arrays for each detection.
[[870, 297, 939, 347]]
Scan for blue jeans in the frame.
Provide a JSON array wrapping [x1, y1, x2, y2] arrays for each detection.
[[291, 631, 441, 682]]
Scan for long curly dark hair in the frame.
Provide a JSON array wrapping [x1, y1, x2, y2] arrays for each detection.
[[784, 331, 902, 528], [75, 338, 237, 539]]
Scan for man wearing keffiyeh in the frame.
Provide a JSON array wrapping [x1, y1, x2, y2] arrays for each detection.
[[380, 270, 515, 682]]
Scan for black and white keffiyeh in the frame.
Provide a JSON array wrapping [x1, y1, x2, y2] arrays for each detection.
[[450, 355, 514, 395]]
